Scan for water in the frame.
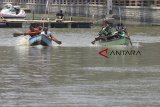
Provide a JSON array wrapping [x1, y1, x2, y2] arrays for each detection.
[[0, 26, 160, 107]]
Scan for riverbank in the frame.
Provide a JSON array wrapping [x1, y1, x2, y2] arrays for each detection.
[[92, 14, 160, 26], [1, 12, 160, 28]]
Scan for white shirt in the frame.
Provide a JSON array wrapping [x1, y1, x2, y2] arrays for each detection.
[[41, 31, 52, 37]]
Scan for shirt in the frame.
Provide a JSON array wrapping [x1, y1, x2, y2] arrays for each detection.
[[41, 31, 52, 37], [98, 26, 113, 37], [56, 13, 64, 19], [25, 28, 41, 37]]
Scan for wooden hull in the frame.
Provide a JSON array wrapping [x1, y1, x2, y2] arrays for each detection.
[[99, 37, 131, 46], [29, 35, 52, 46]]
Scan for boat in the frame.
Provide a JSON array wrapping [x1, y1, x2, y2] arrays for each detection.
[[98, 32, 132, 46], [29, 35, 52, 46], [0, 4, 26, 18], [99, 37, 131, 46]]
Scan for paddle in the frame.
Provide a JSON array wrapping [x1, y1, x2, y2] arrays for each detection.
[[13, 32, 24, 37], [127, 33, 132, 46], [54, 40, 62, 45], [13, 32, 40, 37], [50, 36, 62, 45], [41, 34, 62, 45]]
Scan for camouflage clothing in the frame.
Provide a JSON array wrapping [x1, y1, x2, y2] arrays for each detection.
[[98, 26, 113, 37]]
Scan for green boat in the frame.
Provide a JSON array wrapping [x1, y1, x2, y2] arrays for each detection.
[[98, 32, 132, 46], [99, 37, 132, 46]]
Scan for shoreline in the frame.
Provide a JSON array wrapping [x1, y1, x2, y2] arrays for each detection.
[[24, 13, 160, 26], [1, 13, 160, 28]]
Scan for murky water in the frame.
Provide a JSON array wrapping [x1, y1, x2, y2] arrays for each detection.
[[0, 26, 160, 107]]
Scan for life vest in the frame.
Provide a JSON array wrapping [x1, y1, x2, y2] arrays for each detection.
[[25, 28, 41, 37]]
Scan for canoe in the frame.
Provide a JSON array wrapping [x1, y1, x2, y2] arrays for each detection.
[[98, 31, 132, 46], [97, 30, 132, 46], [98, 36, 131, 46], [29, 35, 52, 46]]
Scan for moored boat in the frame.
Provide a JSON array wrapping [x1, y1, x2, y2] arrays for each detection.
[[29, 35, 52, 46], [0, 4, 26, 18]]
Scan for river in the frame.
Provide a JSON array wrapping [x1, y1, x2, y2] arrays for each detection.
[[0, 26, 160, 107]]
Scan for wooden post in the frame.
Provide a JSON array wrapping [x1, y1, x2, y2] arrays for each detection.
[[32, 10, 34, 20]]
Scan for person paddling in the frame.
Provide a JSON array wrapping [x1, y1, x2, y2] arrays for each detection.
[[115, 23, 132, 46], [91, 20, 113, 44], [13, 26, 42, 37], [41, 27, 62, 45], [24, 26, 42, 37]]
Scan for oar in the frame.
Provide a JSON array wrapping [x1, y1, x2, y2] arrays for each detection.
[[50, 36, 62, 45], [41, 34, 62, 45], [53, 40, 62, 45], [127, 33, 132, 46], [13, 32, 38, 37], [91, 34, 100, 45], [13, 32, 24, 37]]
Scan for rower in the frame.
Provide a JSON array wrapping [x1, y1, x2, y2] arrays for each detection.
[[13, 26, 42, 37], [24, 26, 42, 37], [91, 20, 113, 44], [41, 27, 62, 45], [115, 23, 127, 38]]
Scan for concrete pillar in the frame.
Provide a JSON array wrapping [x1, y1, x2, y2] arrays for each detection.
[[107, 0, 112, 15], [55, 0, 58, 4], [142, 0, 144, 6], [155, 0, 157, 6]]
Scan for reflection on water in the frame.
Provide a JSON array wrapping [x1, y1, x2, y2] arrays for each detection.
[[0, 26, 160, 107]]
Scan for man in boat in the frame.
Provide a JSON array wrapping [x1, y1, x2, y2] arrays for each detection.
[[113, 23, 128, 38], [41, 27, 62, 45], [13, 26, 42, 37], [91, 20, 113, 44], [24, 26, 42, 37], [35, 26, 43, 33]]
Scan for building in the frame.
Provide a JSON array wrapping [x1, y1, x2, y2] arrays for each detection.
[[112, 0, 160, 24], [2, 0, 160, 6], [1, 0, 109, 17], [113, 0, 160, 6], [1, 0, 160, 24], [2, 0, 106, 5]]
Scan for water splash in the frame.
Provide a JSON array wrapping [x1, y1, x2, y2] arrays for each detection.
[[16, 36, 29, 46]]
